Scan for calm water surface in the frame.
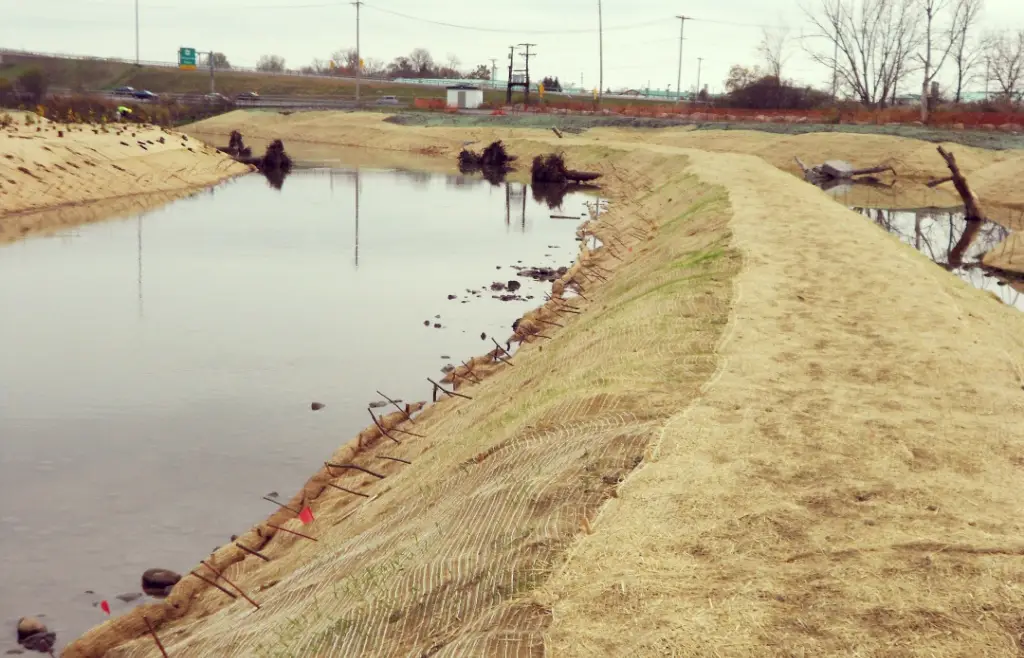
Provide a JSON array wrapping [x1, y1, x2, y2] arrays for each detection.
[[0, 168, 590, 650]]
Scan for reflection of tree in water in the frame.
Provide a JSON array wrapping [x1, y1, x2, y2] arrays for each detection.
[[530, 183, 570, 209], [263, 168, 288, 190], [852, 206, 1020, 310]]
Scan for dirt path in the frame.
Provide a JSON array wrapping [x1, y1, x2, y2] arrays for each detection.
[[63, 112, 1024, 657], [0, 112, 250, 243]]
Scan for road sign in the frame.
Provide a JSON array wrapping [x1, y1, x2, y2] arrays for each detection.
[[178, 47, 197, 70], [538, 82, 545, 98]]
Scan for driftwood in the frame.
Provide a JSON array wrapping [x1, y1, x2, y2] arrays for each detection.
[[796, 157, 896, 187], [531, 153, 602, 185], [937, 146, 985, 223]]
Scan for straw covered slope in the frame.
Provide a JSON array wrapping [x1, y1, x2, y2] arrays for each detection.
[[0, 112, 250, 242]]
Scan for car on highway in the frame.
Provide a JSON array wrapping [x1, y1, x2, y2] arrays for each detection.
[[132, 89, 159, 101], [111, 86, 135, 97], [204, 92, 231, 103], [235, 91, 260, 101], [376, 95, 400, 105]]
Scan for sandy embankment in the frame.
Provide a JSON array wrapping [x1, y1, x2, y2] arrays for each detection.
[[65, 112, 1024, 657], [0, 111, 251, 243]]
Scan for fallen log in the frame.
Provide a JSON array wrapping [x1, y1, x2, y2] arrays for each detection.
[[937, 146, 985, 222]]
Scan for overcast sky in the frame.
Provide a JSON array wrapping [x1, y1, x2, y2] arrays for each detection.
[[2, 0, 1022, 94]]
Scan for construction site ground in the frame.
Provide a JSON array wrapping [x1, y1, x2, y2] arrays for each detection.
[[54, 110, 1024, 657]]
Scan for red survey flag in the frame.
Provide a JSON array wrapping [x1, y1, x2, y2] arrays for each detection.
[[100, 600, 111, 615], [298, 506, 314, 525]]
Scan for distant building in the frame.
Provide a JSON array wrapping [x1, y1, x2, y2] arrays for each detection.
[[446, 84, 483, 110]]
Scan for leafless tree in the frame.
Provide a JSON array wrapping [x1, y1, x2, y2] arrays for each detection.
[[446, 53, 462, 72], [409, 48, 434, 76], [917, 0, 966, 121], [758, 26, 793, 79], [984, 30, 1024, 100], [802, 0, 921, 107], [950, 0, 984, 102], [256, 54, 286, 73]]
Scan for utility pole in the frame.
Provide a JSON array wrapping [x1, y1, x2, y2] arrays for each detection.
[[518, 43, 536, 105], [597, 0, 604, 104], [675, 15, 691, 102], [696, 57, 703, 98], [135, 0, 140, 65], [490, 58, 498, 88], [506, 45, 516, 104], [208, 50, 215, 93], [353, 1, 363, 103]]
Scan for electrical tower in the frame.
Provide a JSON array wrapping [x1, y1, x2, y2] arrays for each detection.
[[518, 43, 537, 105]]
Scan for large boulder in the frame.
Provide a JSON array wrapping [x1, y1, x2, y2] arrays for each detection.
[[16, 617, 46, 643], [142, 568, 181, 598]]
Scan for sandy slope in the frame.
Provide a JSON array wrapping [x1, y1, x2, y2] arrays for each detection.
[[65, 113, 1024, 657], [0, 113, 251, 242]]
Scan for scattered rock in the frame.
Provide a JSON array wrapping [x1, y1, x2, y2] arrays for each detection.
[[506, 280, 522, 292], [423, 320, 430, 327], [480, 332, 487, 340], [433, 323, 442, 329], [19, 633, 55, 654], [16, 618, 46, 643], [490, 282, 506, 291], [6, 648, 26, 654], [311, 402, 326, 411], [441, 364, 455, 374], [116, 592, 143, 603], [230, 534, 238, 541], [266, 491, 279, 498], [447, 294, 457, 300], [141, 568, 181, 598], [441, 355, 451, 359]]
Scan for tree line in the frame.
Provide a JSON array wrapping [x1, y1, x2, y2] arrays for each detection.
[[254, 48, 493, 81], [729, 0, 1022, 116]]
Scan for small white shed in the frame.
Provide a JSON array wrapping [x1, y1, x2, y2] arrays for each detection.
[[446, 84, 484, 109]]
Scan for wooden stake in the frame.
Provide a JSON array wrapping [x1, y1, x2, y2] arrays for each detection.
[[143, 616, 169, 658], [188, 571, 238, 599], [378, 455, 412, 465], [325, 461, 387, 479], [489, 338, 515, 364], [234, 543, 271, 562], [262, 497, 300, 515], [460, 361, 483, 383], [201, 560, 260, 610], [266, 524, 319, 542], [427, 377, 474, 399], [326, 482, 370, 497], [368, 408, 401, 445], [375, 390, 415, 423]]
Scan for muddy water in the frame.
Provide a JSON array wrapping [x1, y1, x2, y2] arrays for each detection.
[[845, 205, 1022, 311], [0, 168, 591, 652]]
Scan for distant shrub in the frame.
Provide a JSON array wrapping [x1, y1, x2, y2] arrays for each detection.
[[17, 68, 48, 105]]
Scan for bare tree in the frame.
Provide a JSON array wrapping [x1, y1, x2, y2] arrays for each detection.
[[409, 48, 434, 76], [984, 30, 1024, 100], [917, 0, 965, 120], [331, 48, 359, 73], [802, 0, 921, 107], [256, 54, 286, 72], [758, 26, 793, 79], [446, 53, 462, 72], [950, 0, 984, 102]]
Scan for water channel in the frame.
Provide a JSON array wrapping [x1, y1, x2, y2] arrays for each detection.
[[0, 167, 592, 651]]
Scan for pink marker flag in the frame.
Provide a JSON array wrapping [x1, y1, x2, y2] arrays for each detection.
[[100, 600, 111, 615], [298, 506, 314, 525]]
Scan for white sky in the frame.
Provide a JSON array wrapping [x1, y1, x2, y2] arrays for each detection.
[[2, 0, 1022, 94]]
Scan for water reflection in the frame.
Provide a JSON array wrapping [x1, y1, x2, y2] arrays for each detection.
[[850, 206, 1022, 310]]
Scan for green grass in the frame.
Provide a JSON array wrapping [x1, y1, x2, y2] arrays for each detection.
[[0, 54, 677, 108]]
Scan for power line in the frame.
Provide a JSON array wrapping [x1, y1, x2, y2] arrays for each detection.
[[361, 2, 663, 34]]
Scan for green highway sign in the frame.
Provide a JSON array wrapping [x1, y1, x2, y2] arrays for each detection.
[[178, 47, 197, 70]]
